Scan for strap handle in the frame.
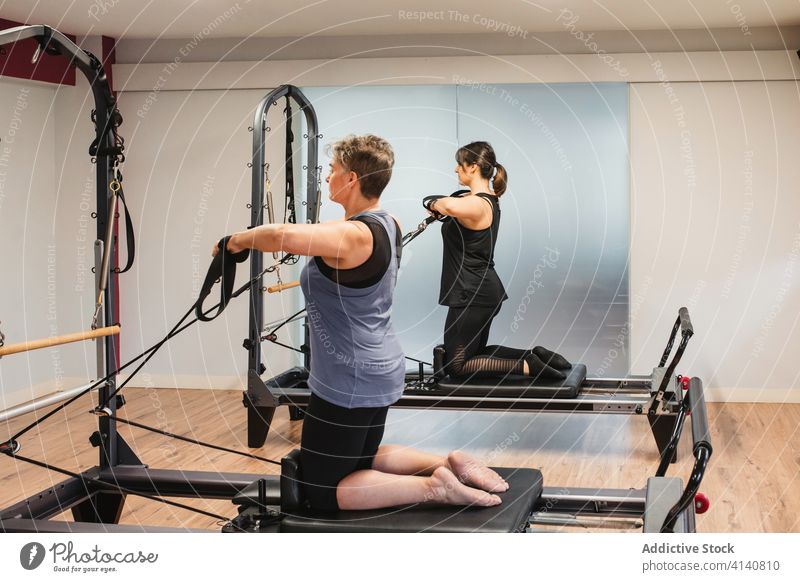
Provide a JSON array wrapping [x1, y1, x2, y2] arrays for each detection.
[[115, 185, 136, 274], [195, 236, 250, 322]]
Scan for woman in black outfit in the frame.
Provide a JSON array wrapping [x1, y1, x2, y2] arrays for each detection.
[[424, 141, 572, 380]]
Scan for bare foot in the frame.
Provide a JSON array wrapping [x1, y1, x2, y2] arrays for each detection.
[[448, 450, 509, 493], [427, 467, 501, 507]]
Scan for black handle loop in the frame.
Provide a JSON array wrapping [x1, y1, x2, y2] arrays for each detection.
[[422, 189, 470, 222], [195, 236, 250, 322], [114, 185, 136, 274], [422, 194, 446, 221]]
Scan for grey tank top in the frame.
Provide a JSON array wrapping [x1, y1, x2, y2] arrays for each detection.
[[299, 209, 405, 408]]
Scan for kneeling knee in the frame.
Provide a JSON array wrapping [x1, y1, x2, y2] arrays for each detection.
[[303, 482, 340, 512], [446, 362, 466, 377]]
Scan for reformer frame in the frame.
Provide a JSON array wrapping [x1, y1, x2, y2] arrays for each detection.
[[247, 308, 696, 464], [226, 375, 712, 533]]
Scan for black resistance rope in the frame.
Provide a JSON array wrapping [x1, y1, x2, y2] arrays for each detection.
[[11, 452, 231, 523]]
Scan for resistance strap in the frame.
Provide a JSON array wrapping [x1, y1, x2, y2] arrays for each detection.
[[195, 236, 250, 322], [107, 415, 280, 466], [115, 182, 135, 274]]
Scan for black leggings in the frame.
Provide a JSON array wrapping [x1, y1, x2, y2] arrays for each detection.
[[300, 392, 389, 511], [444, 304, 528, 378]]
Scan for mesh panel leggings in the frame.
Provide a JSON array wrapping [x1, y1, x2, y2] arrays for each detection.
[[443, 305, 528, 378]]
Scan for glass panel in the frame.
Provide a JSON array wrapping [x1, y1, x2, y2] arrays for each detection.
[[456, 83, 630, 376], [301, 83, 630, 375]]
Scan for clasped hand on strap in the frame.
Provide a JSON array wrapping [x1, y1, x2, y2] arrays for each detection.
[[402, 189, 469, 246], [422, 195, 447, 221], [195, 236, 251, 322]]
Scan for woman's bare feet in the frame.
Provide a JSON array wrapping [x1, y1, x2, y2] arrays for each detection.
[[447, 450, 509, 493], [427, 466, 501, 507]]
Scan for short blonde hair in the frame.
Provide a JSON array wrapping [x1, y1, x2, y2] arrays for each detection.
[[328, 134, 394, 199]]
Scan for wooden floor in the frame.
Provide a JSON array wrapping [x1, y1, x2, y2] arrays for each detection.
[[1, 387, 798, 532]]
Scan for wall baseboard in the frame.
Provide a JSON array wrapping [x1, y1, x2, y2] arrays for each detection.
[[705, 386, 800, 404], [119, 374, 246, 391]]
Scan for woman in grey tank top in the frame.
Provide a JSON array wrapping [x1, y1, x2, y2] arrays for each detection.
[[218, 135, 508, 511]]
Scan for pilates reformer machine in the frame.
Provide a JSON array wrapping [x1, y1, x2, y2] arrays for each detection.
[[225, 369, 712, 532], [0, 28, 711, 532], [248, 300, 696, 466]]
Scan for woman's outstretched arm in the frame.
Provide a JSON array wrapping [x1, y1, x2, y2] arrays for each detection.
[[217, 221, 373, 269], [429, 195, 492, 229]]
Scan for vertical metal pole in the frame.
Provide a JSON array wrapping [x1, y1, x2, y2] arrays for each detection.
[[94, 97, 118, 470], [248, 98, 268, 380], [299, 87, 320, 373]]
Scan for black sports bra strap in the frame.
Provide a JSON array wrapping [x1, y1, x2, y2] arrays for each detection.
[[475, 192, 498, 207], [393, 218, 402, 268]]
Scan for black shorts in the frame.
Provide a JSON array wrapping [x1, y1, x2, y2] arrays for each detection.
[[300, 392, 389, 511]]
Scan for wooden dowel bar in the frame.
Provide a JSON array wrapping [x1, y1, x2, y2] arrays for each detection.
[[267, 280, 300, 294], [0, 325, 120, 357]]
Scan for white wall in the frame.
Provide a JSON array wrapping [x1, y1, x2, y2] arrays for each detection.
[[0, 77, 58, 409], [114, 88, 300, 389], [0, 52, 101, 410], [630, 80, 800, 401]]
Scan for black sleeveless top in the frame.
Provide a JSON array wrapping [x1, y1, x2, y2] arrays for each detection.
[[438, 192, 508, 307]]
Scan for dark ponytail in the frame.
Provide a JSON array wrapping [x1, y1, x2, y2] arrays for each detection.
[[455, 141, 508, 197], [492, 162, 507, 197]]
